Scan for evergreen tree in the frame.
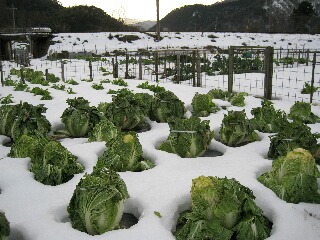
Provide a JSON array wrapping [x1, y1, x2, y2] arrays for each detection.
[[291, 1, 316, 32]]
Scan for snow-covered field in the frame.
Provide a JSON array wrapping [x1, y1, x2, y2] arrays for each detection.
[[0, 32, 320, 240], [48, 32, 320, 53], [45, 31, 320, 104]]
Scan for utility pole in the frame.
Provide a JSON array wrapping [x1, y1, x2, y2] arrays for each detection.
[[156, 0, 160, 41], [9, 4, 17, 31]]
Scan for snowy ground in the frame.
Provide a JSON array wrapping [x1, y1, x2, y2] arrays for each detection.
[[0, 32, 320, 240], [46, 31, 320, 104], [48, 32, 320, 54]]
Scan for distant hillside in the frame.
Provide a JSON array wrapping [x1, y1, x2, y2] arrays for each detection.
[[0, 0, 134, 32], [150, 0, 320, 33], [1, 0, 318, 33], [127, 20, 157, 31]]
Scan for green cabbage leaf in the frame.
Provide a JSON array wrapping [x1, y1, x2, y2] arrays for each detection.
[[175, 176, 271, 240], [259, 148, 320, 203], [68, 169, 129, 235], [159, 117, 214, 158], [219, 110, 259, 147], [97, 132, 155, 172]]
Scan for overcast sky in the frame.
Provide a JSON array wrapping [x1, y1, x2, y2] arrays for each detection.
[[58, 0, 219, 21]]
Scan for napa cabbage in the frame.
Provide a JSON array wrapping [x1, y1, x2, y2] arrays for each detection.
[[288, 101, 320, 124], [219, 110, 259, 147], [191, 92, 219, 117], [97, 131, 155, 172], [250, 99, 289, 133], [68, 169, 129, 235], [88, 119, 119, 142], [59, 97, 105, 137], [258, 148, 320, 203], [9, 134, 84, 185], [268, 121, 320, 162], [159, 117, 214, 158], [150, 90, 185, 122], [175, 176, 271, 240], [0, 102, 51, 141], [104, 89, 147, 130]]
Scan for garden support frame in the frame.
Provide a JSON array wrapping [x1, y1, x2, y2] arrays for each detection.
[[228, 46, 274, 99]]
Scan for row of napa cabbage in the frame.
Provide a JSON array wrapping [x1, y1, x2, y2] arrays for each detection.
[[0, 80, 320, 239], [1, 148, 319, 239]]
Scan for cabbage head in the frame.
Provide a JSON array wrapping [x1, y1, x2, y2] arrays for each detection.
[[175, 176, 271, 240], [0, 102, 51, 141], [104, 89, 146, 130], [258, 148, 320, 203], [268, 121, 320, 162], [97, 132, 155, 172], [206, 89, 247, 107], [207, 88, 231, 100], [288, 101, 320, 124], [68, 169, 129, 235], [228, 92, 248, 107], [250, 100, 288, 133], [219, 110, 259, 147], [159, 117, 214, 158], [191, 92, 219, 117], [88, 119, 119, 143], [134, 92, 154, 117], [8, 134, 49, 162], [60, 97, 105, 137], [150, 90, 185, 122], [29, 141, 84, 185], [0, 211, 10, 240], [9, 135, 84, 186], [0, 104, 18, 136]]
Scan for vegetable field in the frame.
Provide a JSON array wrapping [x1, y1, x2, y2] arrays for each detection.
[[0, 32, 320, 240]]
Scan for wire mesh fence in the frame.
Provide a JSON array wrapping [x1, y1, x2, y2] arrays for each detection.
[[1, 47, 320, 104]]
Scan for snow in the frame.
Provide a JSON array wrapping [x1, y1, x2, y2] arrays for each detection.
[[0, 32, 320, 240], [49, 32, 320, 54]]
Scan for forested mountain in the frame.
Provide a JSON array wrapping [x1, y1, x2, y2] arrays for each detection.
[[150, 0, 320, 33], [0, 0, 318, 33], [0, 0, 133, 32]]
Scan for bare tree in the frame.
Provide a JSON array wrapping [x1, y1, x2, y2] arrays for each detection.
[[112, 4, 127, 24]]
